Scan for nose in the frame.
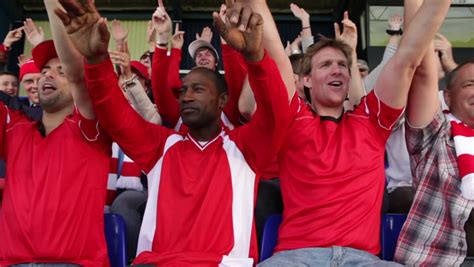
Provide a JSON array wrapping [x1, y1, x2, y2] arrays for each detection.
[[180, 88, 194, 103], [330, 63, 342, 76]]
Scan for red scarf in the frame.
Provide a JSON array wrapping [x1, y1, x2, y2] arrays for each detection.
[[448, 113, 474, 200]]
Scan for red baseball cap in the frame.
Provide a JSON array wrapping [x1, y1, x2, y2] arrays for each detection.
[[130, 61, 149, 80], [19, 59, 40, 81], [32, 40, 58, 71]]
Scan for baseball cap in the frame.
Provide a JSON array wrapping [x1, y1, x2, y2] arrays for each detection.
[[188, 39, 220, 62], [32, 40, 58, 71], [130, 61, 149, 80], [19, 59, 40, 81]]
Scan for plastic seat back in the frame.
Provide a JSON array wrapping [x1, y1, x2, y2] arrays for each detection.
[[259, 214, 282, 262], [380, 213, 407, 261], [104, 213, 128, 267]]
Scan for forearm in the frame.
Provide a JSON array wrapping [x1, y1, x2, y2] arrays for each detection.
[[398, 0, 451, 68], [248, 1, 296, 100], [365, 44, 397, 93], [125, 82, 162, 125], [222, 44, 248, 125], [348, 51, 365, 107], [151, 47, 180, 126], [85, 57, 166, 172], [238, 76, 256, 121], [44, 0, 85, 83]]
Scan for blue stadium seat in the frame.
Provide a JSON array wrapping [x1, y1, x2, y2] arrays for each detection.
[[259, 214, 282, 262], [259, 213, 408, 263], [380, 213, 407, 261], [104, 213, 128, 267]]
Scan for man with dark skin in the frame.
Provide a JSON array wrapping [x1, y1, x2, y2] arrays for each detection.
[[56, 0, 289, 265]]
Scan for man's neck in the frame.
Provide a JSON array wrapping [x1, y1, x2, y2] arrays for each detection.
[[312, 104, 344, 119], [188, 121, 222, 142], [41, 105, 74, 136]]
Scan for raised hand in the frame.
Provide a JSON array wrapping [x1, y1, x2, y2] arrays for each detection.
[[111, 20, 128, 42], [213, 0, 264, 62], [171, 23, 185, 49], [290, 3, 309, 22], [23, 18, 44, 47], [334, 11, 357, 50], [17, 54, 27, 67], [55, 0, 109, 64], [110, 40, 132, 79], [2, 27, 24, 48], [195, 26, 213, 43], [147, 20, 156, 43], [152, 0, 172, 44], [435, 33, 457, 72], [388, 14, 403, 31]]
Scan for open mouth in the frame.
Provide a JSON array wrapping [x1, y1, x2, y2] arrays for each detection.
[[41, 83, 57, 92], [327, 81, 343, 88]]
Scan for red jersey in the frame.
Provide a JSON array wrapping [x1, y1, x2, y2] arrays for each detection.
[[0, 108, 112, 266], [276, 92, 403, 255], [84, 52, 289, 266]]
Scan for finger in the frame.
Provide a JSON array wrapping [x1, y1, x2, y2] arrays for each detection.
[[239, 6, 252, 32], [247, 12, 263, 33], [343, 11, 349, 21], [195, 33, 200, 39], [213, 11, 227, 38], [228, 1, 242, 25], [85, 0, 99, 14], [158, 0, 164, 8], [225, 0, 234, 9], [334, 22, 341, 38], [58, 0, 86, 17], [54, 8, 72, 26], [98, 17, 110, 44], [124, 39, 130, 54], [175, 23, 180, 33], [39, 26, 44, 35]]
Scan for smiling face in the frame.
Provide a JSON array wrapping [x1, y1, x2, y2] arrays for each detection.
[[444, 62, 474, 128], [179, 68, 227, 129], [303, 46, 351, 113], [22, 72, 41, 105], [194, 47, 217, 71], [38, 57, 73, 113], [0, 73, 19, 96]]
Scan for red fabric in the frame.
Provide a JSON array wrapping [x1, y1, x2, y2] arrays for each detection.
[[84, 52, 289, 266], [151, 45, 247, 129], [0, 107, 112, 266], [32, 40, 57, 70], [19, 59, 40, 81], [276, 92, 403, 255]]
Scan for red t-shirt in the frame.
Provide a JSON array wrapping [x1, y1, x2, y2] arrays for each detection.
[[0, 107, 112, 266], [276, 91, 403, 255]]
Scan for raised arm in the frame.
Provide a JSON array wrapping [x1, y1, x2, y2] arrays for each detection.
[[45, 0, 95, 119], [23, 18, 45, 47], [214, 1, 289, 170], [290, 3, 313, 53], [336, 11, 364, 109], [405, 0, 442, 127], [246, 0, 295, 100], [373, 0, 451, 109], [56, 0, 170, 172]]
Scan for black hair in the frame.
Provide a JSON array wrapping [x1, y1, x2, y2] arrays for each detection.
[[188, 67, 227, 94], [445, 58, 474, 91]]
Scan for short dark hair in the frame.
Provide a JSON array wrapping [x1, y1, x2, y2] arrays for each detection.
[[445, 58, 474, 91], [188, 67, 227, 94], [289, 54, 304, 75], [193, 47, 218, 64], [0, 71, 18, 79], [300, 35, 352, 76]]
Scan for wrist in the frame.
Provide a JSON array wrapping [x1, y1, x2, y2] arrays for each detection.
[[244, 49, 264, 62], [86, 54, 108, 65]]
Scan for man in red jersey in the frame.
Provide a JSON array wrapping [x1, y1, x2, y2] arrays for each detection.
[[0, 1, 111, 265], [57, 0, 289, 266], [255, 0, 451, 265]]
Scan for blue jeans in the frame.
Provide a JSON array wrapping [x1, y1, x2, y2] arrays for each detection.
[[257, 246, 403, 267]]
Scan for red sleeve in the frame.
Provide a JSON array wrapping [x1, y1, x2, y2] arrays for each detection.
[[85, 57, 173, 173], [152, 47, 181, 127], [0, 44, 8, 67], [0, 105, 8, 159], [230, 52, 290, 173], [221, 44, 248, 126]]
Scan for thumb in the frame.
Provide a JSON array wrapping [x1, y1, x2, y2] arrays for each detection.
[[39, 26, 44, 35], [213, 11, 227, 38], [98, 18, 110, 43]]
